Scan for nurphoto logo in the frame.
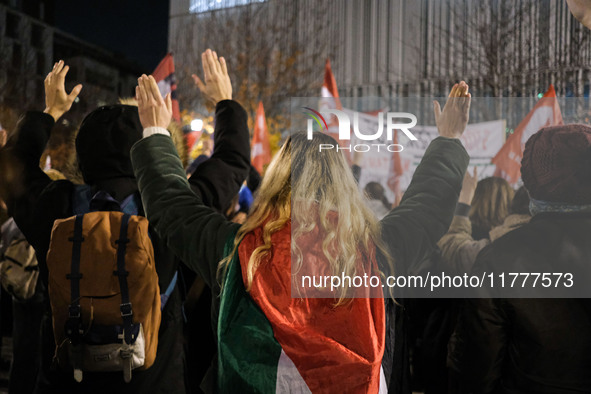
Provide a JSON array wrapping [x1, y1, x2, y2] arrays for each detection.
[[303, 107, 418, 152]]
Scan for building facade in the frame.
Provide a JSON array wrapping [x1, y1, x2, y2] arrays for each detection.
[[0, 1, 143, 129], [169, 0, 591, 113]]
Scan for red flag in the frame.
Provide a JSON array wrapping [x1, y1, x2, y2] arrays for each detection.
[[251, 101, 271, 173], [492, 85, 563, 184], [320, 59, 342, 120], [320, 58, 351, 161], [185, 131, 202, 153], [321, 59, 341, 105], [152, 53, 181, 123]]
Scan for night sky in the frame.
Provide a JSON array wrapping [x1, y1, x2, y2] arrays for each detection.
[[53, 0, 170, 71]]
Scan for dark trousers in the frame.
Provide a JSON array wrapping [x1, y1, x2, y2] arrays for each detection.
[[9, 294, 44, 394]]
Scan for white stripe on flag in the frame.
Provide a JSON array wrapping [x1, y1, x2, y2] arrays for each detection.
[[252, 143, 263, 157], [379, 366, 388, 394], [276, 350, 311, 394], [157, 80, 172, 97], [321, 86, 333, 98]]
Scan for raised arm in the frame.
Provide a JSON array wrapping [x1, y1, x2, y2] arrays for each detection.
[[437, 168, 489, 274], [380, 82, 471, 275], [1, 61, 81, 250], [5, 61, 82, 199], [188, 50, 250, 212], [131, 51, 242, 288]]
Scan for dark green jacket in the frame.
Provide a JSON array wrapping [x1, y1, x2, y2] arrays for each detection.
[[131, 132, 468, 393]]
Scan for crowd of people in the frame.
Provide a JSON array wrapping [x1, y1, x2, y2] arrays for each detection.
[[0, 3, 590, 393]]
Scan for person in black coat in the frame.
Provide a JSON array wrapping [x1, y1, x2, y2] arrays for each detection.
[[449, 124, 591, 393], [0, 60, 250, 393]]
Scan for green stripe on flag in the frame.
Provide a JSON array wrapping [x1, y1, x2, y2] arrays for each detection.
[[218, 234, 283, 393]]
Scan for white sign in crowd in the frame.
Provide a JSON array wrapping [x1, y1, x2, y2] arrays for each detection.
[[354, 114, 506, 202]]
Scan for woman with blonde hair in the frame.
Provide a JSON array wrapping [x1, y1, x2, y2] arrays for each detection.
[[131, 49, 470, 393]]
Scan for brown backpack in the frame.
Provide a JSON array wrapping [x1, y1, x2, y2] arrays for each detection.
[[46, 207, 161, 383]]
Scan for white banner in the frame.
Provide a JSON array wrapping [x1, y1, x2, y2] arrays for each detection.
[[353, 117, 506, 198]]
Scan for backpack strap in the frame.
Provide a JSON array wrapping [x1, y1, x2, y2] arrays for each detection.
[[114, 213, 138, 383], [120, 193, 176, 310], [65, 215, 85, 344], [86, 190, 141, 215], [72, 185, 93, 215], [65, 214, 85, 382], [74, 185, 142, 215], [160, 271, 178, 310], [113, 214, 135, 346], [120, 193, 140, 215]]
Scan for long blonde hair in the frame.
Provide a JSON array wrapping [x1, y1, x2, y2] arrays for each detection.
[[219, 132, 393, 304]]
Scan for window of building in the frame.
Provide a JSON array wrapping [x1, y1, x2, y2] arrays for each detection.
[[68, 65, 78, 80], [31, 24, 44, 49], [12, 43, 22, 69], [6, 12, 20, 39], [86, 68, 115, 90], [189, 0, 266, 14], [36, 79, 44, 100], [36, 52, 46, 75]]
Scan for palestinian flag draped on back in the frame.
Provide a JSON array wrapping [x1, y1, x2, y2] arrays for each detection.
[[217, 221, 388, 393]]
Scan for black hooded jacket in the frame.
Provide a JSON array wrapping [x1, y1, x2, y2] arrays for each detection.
[[5, 100, 250, 393], [449, 212, 591, 393]]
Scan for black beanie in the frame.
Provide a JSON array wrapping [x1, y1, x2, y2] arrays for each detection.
[[76, 105, 143, 184]]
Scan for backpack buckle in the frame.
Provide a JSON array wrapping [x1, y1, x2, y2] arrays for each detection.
[[66, 273, 83, 280], [68, 305, 81, 318], [120, 303, 133, 317]]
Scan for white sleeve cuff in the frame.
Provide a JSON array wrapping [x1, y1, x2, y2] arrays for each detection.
[[143, 127, 171, 138]]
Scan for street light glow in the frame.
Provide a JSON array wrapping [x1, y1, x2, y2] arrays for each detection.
[[191, 119, 203, 131]]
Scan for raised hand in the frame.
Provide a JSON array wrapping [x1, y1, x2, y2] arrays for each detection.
[[458, 166, 478, 205], [43, 60, 83, 121], [433, 81, 471, 139], [136, 74, 173, 129], [192, 49, 232, 106]]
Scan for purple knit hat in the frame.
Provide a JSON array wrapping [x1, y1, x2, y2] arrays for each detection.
[[521, 124, 591, 204]]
